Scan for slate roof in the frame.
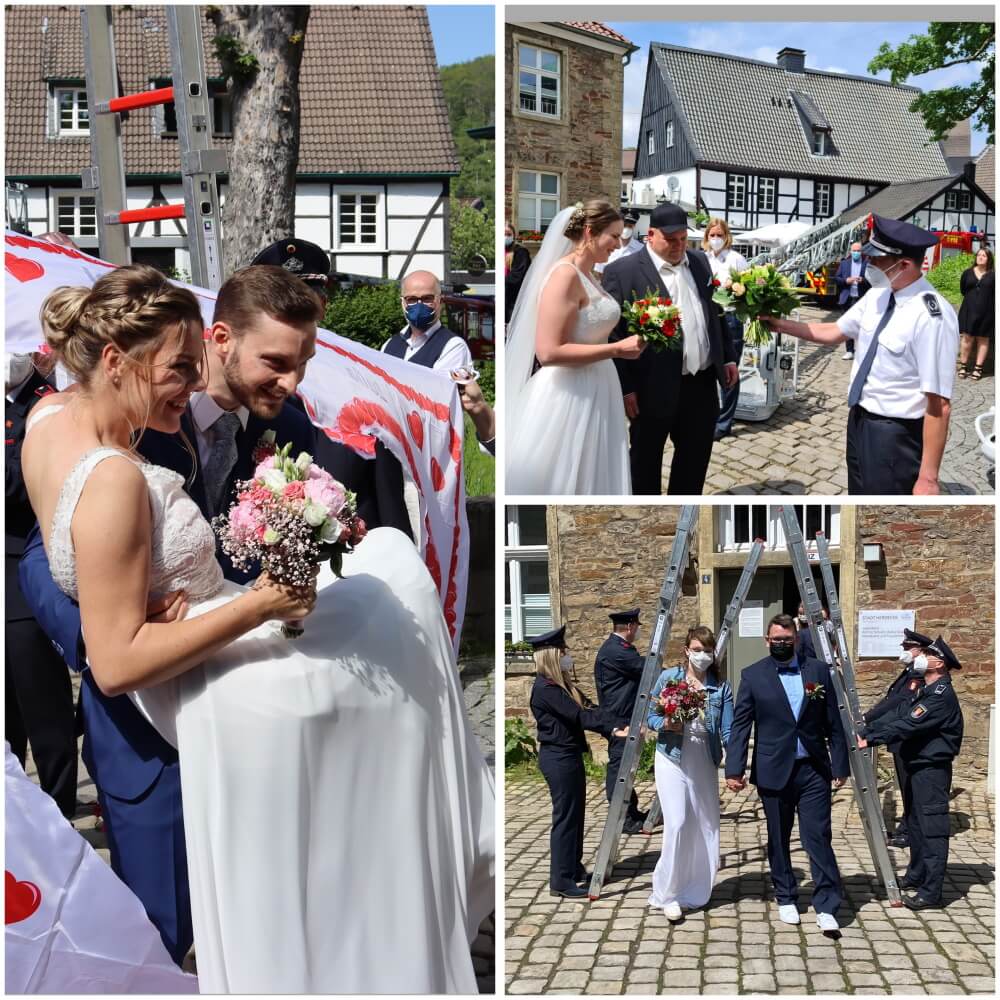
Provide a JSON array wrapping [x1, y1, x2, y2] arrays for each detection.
[[649, 42, 949, 184], [5, 5, 459, 179], [831, 175, 963, 227]]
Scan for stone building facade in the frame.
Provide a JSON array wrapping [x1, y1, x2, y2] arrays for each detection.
[[506, 504, 994, 781], [505, 22, 636, 239]]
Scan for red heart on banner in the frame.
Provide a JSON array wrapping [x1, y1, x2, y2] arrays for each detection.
[[430, 457, 446, 491], [5, 870, 42, 924], [4, 253, 45, 283], [406, 411, 424, 450]]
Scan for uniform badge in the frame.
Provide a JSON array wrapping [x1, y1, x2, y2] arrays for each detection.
[[910, 704, 928, 719], [922, 293, 941, 318], [283, 257, 304, 273], [934, 683, 946, 694]]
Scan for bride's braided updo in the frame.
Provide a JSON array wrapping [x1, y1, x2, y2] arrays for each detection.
[[40, 264, 203, 389], [562, 198, 622, 241]]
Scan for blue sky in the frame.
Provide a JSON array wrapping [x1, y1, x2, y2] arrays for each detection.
[[427, 6, 495, 67], [609, 21, 989, 154]]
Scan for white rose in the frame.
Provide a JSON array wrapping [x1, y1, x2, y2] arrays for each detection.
[[319, 519, 341, 544], [294, 452, 313, 475], [303, 501, 328, 528], [261, 468, 287, 493]]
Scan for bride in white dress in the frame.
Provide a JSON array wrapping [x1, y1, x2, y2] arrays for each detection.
[[22, 267, 494, 994], [506, 200, 645, 495]]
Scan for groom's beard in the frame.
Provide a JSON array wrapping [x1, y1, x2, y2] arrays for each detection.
[[223, 349, 288, 420]]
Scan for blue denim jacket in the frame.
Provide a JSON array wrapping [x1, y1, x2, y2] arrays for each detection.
[[646, 665, 734, 768]]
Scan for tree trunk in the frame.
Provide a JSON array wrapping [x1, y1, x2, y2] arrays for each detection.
[[207, 6, 310, 275]]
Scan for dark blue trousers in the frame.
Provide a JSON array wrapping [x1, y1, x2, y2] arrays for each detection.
[[605, 735, 642, 822], [715, 316, 744, 435], [539, 747, 587, 892], [893, 752, 910, 838], [758, 758, 842, 915], [846, 405, 923, 495], [99, 761, 193, 964], [905, 763, 951, 902]]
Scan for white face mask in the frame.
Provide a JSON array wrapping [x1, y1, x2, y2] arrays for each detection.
[[687, 650, 713, 672], [912, 654, 929, 676], [899, 649, 914, 666], [622, 228, 634, 240], [5, 353, 35, 392], [866, 258, 904, 291], [708, 237, 725, 252], [560, 654, 574, 673]]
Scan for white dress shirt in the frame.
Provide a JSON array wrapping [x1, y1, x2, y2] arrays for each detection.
[[646, 245, 711, 375], [706, 247, 748, 283], [595, 237, 644, 274], [848, 258, 864, 298], [380, 320, 473, 373], [837, 277, 959, 420], [189, 391, 250, 468]]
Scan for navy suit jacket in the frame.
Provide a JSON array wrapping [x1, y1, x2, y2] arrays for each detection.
[[602, 247, 737, 417], [835, 257, 870, 308], [17, 399, 315, 801], [724, 653, 850, 790]]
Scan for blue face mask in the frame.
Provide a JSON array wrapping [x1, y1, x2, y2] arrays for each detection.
[[404, 301, 437, 330], [851, 251, 861, 262]]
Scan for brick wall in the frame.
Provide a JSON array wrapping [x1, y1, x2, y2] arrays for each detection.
[[855, 506, 994, 781], [505, 25, 626, 228]]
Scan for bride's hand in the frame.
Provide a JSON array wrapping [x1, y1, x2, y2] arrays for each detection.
[[615, 335, 646, 359], [146, 589, 189, 624], [250, 571, 318, 623]]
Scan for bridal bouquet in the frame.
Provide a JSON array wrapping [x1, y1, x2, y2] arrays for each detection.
[[652, 679, 707, 725], [213, 432, 367, 637], [623, 289, 682, 353], [711, 263, 807, 346]]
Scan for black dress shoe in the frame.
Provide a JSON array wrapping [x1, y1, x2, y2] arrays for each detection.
[[899, 876, 921, 890], [575, 871, 591, 884], [903, 892, 941, 911], [622, 819, 644, 834], [889, 835, 910, 848], [550, 884, 589, 899]]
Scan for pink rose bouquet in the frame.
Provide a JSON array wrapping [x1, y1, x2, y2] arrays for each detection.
[[212, 433, 367, 637]]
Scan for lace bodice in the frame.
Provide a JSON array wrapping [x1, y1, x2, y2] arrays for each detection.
[[548, 261, 621, 345], [48, 448, 225, 603]]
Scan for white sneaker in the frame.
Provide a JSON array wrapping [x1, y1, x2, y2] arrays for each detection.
[[778, 904, 800, 924], [817, 912, 839, 932], [662, 901, 683, 922], [843, 350, 855, 360]]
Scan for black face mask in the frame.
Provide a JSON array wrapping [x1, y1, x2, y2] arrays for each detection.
[[769, 641, 795, 662]]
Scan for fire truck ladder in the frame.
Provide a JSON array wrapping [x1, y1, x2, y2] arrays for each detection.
[[587, 506, 698, 900], [779, 506, 901, 905], [641, 538, 766, 834], [746, 214, 872, 279], [81, 5, 227, 288]]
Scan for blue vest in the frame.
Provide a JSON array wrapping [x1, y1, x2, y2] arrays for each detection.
[[383, 324, 456, 368]]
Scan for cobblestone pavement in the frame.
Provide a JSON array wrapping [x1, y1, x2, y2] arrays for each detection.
[[660, 304, 995, 495], [506, 775, 995, 995], [462, 653, 496, 770]]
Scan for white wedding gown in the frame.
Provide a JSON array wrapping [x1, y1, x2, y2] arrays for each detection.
[[47, 445, 494, 994], [506, 262, 631, 495], [647, 716, 720, 910]]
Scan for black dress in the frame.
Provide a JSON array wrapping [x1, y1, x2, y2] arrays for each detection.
[[504, 243, 531, 322], [958, 267, 995, 339]]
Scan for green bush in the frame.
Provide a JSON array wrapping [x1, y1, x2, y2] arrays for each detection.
[[927, 252, 975, 309], [505, 639, 533, 654], [505, 718, 538, 767], [635, 737, 656, 781], [323, 281, 402, 352], [476, 360, 495, 406]]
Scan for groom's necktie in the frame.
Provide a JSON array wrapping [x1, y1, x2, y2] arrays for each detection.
[[203, 411, 242, 517], [847, 293, 896, 408]]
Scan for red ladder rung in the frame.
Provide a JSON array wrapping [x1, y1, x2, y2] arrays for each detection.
[[107, 204, 186, 225], [97, 86, 175, 115]]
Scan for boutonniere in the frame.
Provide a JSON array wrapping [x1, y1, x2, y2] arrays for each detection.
[[251, 428, 277, 466], [804, 681, 825, 701]]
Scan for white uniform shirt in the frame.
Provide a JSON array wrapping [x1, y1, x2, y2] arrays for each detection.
[[837, 277, 958, 420], [189, 390, 250, 468], [380, 320, 472, 372], [646, 244, 711, 375], [706, 247, 748, 283], [595, 237, 644, 274]]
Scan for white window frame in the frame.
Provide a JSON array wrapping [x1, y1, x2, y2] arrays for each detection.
[[333, 186, 384, 250], [505, 506, 552, 643], [815, 182, 832, 217], [715, 504, 841, 554], [647, 130, 655, 156], [665, 120, 674, 149], [727, 174, 747, 211], [757, 177, 776, 212], [51, 190, 98, 240], [52, 85, 89, 136], [812, 130, 828, 156], [517, 43, 561, 119], [517, 170, 560, 234]]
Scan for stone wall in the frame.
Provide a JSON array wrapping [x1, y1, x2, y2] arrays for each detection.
[[504, 25, 626, 227], [855, 506, 994, 782]]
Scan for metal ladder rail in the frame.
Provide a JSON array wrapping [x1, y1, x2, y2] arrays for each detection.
[[814, 531, 862, 720], [779, 507, 901, 905], [588, 506, 698, 900], [642, 538, 766, 834]]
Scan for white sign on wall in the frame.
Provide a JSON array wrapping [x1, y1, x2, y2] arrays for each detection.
[[739, 601, 765, 638], [857, 610, 916, 657]]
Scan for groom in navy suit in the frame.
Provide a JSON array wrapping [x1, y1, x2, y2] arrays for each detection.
[[725, 614, 850, 931], [18, 266, 324, 964], [603, 203, 738, 495]]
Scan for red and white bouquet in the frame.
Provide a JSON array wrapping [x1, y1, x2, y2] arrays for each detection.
[[212, 431, 367, 637], [652, 678, 707, 725], [623, 289, 682, 353]]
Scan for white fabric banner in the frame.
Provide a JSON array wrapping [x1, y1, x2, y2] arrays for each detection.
[[4, 745, 199, 993], [4, 231, 468, 647]]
